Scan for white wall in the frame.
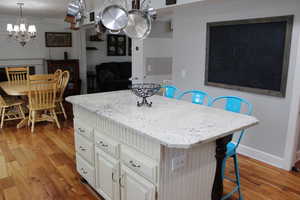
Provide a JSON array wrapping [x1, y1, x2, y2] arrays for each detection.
[[143, 37, 173, 83], [0, 15, 87, 93], [0, 16, 77, 61], [132, 21, 173, 83], [86, 31, 132, 72], [171, 0, 300, 168]]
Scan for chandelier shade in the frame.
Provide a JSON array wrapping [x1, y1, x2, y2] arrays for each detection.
[[6, 3, 37, 46]]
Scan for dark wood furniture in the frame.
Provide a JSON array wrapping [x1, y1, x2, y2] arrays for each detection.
[[87, 71, 97, 94], [95, 62, 132, 93], [47, 60, 81, 96]]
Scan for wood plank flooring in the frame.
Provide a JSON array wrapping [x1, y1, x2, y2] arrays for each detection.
[[0, 120, 300, 200]]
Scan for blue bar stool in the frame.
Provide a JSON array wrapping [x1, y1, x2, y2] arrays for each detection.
[[161, 85, 179, 99], [211, 96, 253, 200], [177, 90, 212, 106]]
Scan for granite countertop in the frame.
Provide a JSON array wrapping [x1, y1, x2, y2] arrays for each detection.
[[67, 90, 259, 148]]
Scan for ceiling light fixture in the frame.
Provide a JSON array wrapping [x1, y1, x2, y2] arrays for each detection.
[[6, 3, 37, 46]]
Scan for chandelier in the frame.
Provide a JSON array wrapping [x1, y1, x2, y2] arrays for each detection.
[[6, 3, 37, 46]]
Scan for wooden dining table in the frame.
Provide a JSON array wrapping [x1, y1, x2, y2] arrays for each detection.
[[0, 81, 31, 128]]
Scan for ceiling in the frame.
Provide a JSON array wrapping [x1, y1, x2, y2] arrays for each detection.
[[0, 0, 71, 18], [0, 0, 173, 21]]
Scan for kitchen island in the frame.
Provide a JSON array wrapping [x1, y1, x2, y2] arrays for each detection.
[[66, 91, 258, 200]]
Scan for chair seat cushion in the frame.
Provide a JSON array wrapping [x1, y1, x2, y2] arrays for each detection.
[[226, 142, 237, 157]]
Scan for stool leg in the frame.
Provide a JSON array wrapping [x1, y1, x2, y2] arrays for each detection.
[[233, 154, 243, 200]]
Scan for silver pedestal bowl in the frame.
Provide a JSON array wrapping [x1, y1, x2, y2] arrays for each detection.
[[130, 83, 161, 107]]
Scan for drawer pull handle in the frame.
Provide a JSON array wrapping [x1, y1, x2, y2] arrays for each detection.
[[97, 141, 108, 148], [129, 160, 141, 168], [78, 128, 85, 133], [120, 174, 125, 188], [112, 172, 117, 182], [79, 146, 87, 151]]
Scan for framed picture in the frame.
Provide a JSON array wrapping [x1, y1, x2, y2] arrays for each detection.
[[45, 32, 72, 47], [107, 34, 126, 56], [128, 38, 132, 56], [166, 0, 177, 5]]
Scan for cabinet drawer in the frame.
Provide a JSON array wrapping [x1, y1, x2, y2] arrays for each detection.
[[121, 146, 158, 184], [75, 133, 94, 164], [76, 154, 95, 187], [74, 121, 94, 141], [95, 132, 120, 159]]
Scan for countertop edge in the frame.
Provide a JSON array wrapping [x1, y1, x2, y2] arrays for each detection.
[[66, 96, 259, 149]]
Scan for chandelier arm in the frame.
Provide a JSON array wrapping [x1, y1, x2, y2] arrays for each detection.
[[20, 4, 23, 18]]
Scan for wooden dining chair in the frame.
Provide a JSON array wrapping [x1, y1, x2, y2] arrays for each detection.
[[55, 71, 70, 120], [5, 67, 29, 82], [28, 74, 60, 133], [54, 69, 63, 79], [0, 95, 25, 128]]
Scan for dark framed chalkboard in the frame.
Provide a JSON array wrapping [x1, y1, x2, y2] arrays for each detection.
[[205, 16, 294, 97]]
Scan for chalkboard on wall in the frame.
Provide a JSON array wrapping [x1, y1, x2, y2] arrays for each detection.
[[205, 16, 294, 97]]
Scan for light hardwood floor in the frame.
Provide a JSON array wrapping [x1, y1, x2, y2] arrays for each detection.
[[0, 120, 300, 200]]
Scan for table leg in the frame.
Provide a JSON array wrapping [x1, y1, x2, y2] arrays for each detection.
[[212, 135, 233, 200], [17, 117, 29, 128]]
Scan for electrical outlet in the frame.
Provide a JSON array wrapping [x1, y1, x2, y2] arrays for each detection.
[[171, 154, 186, 171]]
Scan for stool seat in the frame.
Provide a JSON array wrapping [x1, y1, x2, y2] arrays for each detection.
[[177, 90, 212, 106], [161, 85, 179, 99], [226, 142, 236, 157]]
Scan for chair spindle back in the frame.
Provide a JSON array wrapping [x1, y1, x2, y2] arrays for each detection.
[[57, 71, 70, 100], [28, 74, 58, 110], [5, 67, 29, 82]]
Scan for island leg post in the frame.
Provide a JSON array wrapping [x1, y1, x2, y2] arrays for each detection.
[[212, 135, 233, 200]]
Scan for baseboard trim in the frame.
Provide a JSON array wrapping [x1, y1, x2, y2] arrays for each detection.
[[235, 143, 284, 169]]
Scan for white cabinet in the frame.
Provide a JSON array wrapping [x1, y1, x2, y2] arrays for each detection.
[[75, 133, 94, 164], [76, 154, 95, 187], [95, 148, 120, 200], [120, 165, 156, 200]]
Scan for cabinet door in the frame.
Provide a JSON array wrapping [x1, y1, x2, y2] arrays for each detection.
[[95, 148, 120, 200], [120, 165, 156, 200]]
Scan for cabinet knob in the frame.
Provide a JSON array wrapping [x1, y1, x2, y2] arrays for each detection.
[[80, 168, 88, 174], [112, 172, 117, 182]]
